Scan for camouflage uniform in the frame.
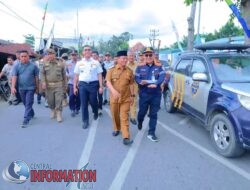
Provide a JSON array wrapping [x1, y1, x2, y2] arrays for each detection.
[[41, 51, 67, 122]]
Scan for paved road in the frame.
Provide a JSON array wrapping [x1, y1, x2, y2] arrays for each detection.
[[0, 98, 249, 190]]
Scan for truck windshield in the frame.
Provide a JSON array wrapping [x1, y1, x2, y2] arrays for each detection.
[[210, 56, 250, 82]]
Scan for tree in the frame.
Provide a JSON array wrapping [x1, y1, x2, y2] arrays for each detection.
[[187, 0, 197, 51], [168, 21, 243, 48], [170, 36, 188, 49], [96, 32, 133, 56], [241, 0, 250, 44], [184, 0, 250, 45]]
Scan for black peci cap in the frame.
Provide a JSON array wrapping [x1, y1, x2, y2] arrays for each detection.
[[116, 50, 127, 57]]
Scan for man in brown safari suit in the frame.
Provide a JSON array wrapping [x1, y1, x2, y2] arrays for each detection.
[[106, 50, 135, 146]]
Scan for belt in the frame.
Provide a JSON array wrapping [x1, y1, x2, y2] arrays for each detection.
[[48, 81, 63, 86], [80, 81, 98, 84]]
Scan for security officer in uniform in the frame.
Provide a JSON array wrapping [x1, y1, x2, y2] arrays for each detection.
[[73, 45, 103, 129], [60, 53, 69, 107], [66, 50, 80, 117], [135, 47, 165, 142], [41, 49, 67, 122], [103, 52, 114, 105], [127, 51, 138, 125], [106, 50, 134, 146]]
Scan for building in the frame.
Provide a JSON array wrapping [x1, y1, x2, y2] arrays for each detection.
[[0, 42, 34, 70]]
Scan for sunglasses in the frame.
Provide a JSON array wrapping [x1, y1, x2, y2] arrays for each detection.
[[144, 54, 153, 57]]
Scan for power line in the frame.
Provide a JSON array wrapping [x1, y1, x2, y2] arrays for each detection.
[[0, 1, 40, 31], [0, 8, 23, 21], [149, 29, 159, 49]]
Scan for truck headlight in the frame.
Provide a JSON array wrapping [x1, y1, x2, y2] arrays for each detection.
[[238, 94, 250, 110]]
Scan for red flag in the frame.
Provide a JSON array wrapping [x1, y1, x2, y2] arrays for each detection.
[[42, 1, 48, 20]]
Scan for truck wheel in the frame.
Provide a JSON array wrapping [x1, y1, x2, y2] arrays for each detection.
[[210, 113, 245, 157], [164, 90, 176, 113]]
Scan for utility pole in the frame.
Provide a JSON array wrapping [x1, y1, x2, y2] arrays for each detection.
[[195, 0, 202, 45], [77, 8, 79, 40], [149, 29, 159, 50]]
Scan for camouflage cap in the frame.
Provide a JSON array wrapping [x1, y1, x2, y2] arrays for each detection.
[[143, 47, 154, 54]]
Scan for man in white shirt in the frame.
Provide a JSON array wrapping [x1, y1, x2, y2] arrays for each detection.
[[73, 45, 103, 129]]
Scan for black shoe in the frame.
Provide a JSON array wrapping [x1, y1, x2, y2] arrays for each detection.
[[71, 110, 76, 117], [112, 131, 120, 136], [21, 120, 29, 128], [37, 100, 41, 104], [75, 110, 79, 115], [13, 100, 21, 105], [98, 109, 103, 116], [8, 101, 12, 105], [103, 100, 108, 105], [130, 118, 137, 125], [138, 121, 143, 130], [123, 138, 133, 145], [82, 122, 89, 129], [30, 113, 35, 119], [93, 113, 98, 120]]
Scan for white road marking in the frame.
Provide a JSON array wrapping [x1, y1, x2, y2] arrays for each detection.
[[104, 107, 112, 118], [69, 119, 99, 190], [104, 108, 147, 190], [158, 120, 250, 181], [178, 117, 190, 125]]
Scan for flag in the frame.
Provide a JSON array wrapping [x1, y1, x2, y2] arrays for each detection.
[[42, 1, 48, 20], [44, 23, 55, 51], [171, 20, 183, 52], [39, 1, 48, 51]]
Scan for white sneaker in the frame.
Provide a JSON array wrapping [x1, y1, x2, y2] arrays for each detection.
[[98, 110, 102, 116], [147, 134, 159, 142]]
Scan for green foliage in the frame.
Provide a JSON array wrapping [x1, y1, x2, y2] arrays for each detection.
[[170, 36, 188, 49], [203, 20, 244, 41], [95, 32, 133, 56], [184, 0, 202, 6], [184, 0, 235, 6], [168, 20, 243, 49]]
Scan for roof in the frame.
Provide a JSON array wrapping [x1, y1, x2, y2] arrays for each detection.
[[194, 43, 250, 52], [0, 39, 12, 45], [0, 43, 34, 55], [129, 42, 145, 53], [205, 36, 244, 45]]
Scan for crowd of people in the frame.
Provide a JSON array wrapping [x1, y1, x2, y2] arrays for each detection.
[[0, 46, 167, 146]]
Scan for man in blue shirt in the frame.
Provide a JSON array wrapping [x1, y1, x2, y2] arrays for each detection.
[[11, 50, 39, 127], [135, 47, 165, 142]]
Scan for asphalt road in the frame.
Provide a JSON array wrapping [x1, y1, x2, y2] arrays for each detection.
[[0, 98, 249, 190]]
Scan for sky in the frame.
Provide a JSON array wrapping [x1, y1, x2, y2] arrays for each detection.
[[0, 0, 234, 49]]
